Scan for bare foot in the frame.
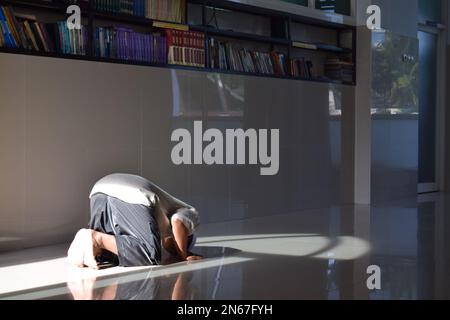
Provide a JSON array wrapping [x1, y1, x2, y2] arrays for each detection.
[[67, 230, 86, 267], [67, 229, 100, 269], [67, 274, 97, 300]]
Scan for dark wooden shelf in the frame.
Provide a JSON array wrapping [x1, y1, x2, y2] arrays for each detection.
[[0, 46, 90, 62], [292, 42, 353, 54], [92, 10, 290, 46], [189, 0, 289, 19], [92, 10, 152, 25], [316, 47, 353, 54], [0, 0, 357, 86], [190, 0, 354, 30], [92, 10, 187, 28], [289, 13, 354, 30], [0, 47, 355, 86], [193, 26, 290, 45], [202, 68, 354, 85], [92, 0, 354, 31], [91, 11, 346, 53], [0, 0, 87, 14]]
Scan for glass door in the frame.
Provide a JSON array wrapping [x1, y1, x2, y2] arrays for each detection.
[[418, 29, 439, 193]]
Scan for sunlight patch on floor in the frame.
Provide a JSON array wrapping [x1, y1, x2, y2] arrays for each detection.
[[198, 234, 371, 260]]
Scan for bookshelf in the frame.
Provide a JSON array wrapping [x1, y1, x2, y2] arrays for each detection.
[[0, 0, 356, 85]]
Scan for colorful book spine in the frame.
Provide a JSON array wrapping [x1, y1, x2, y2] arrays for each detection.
[[92, 0, 147, 17], [2, 7, 20, 48], [288, 57, 315, 79], [53, 21, 87, 56], [0, 6, 60, 53], [166, 29, 205, 67], [146, 0, 186, 23], [95, 26, 169, 64], [209, 37, 290, 76], [0, 21, 5, 47], [0, 6, 18, 48]]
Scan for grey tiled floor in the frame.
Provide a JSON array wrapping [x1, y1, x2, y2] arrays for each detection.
[[1, 193, 449, 300]]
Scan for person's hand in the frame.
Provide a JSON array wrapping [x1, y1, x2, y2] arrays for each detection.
[[186, 253, 203, 261]]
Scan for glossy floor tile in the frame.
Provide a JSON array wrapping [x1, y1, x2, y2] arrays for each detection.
[[1, 192, 450, 300]]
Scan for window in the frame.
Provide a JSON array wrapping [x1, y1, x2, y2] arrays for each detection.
[[418, 0, 442, 23], [280, 0, 352, 16], [315, 0, 351, 16], [281, 0, 308, 6]]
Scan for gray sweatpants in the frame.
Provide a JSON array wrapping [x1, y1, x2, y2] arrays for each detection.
[[89, 193, 162, 267]]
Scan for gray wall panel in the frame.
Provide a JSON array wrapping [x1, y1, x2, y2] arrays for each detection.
[[0, 53, 354, 250], [0, 54, 26, 251]]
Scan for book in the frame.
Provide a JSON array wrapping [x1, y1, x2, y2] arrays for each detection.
[[5, 6, 28, 48], [0, 6, 61, 53], [92, 0, 149, 18], [152, 21, 188, 31], [39, 22, 55, 52], [315, 43, 347, 53], [288, 57, 315, 79], [2, 7, 21, 48], [209, 38, 287, 76], [324, 57, 354, 82], [31, 22, 46, 51], [146, 0, 186, 23], [23, 20, 39, 50], [54, 20, 87, 55], [166, 29, 205, 67], [95, 26, 168, 64], [0, 6, 18, 48], [0, 22, 4, 47], [292, 41, 317, 50]]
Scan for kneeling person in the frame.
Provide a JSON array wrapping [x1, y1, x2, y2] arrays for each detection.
[[68, 173, 202, 268]]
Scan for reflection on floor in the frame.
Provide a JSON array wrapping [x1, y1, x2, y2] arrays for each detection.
[[1, 193, 450, 300]]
